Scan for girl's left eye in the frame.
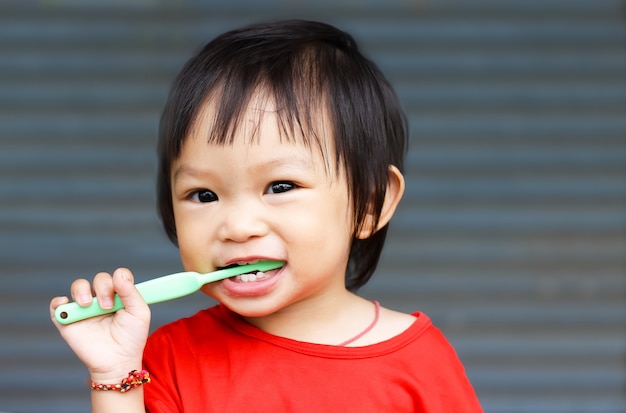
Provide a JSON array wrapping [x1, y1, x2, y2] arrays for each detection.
[[266, 181, 296, 194]]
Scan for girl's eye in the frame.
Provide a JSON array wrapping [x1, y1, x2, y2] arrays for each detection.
[[267, 181, 296, 194], [191, 189, 218, 203]]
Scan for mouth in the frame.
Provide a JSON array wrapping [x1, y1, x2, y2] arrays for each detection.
[[218, 260, 282, 283]]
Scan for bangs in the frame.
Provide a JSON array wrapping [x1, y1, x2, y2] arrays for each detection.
[[191, 62, 334, 174]]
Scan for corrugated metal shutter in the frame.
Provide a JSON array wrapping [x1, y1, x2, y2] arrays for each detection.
[[1, 1, 624, 412]]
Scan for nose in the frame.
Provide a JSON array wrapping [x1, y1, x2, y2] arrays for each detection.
[[216, 198, 269, 243]]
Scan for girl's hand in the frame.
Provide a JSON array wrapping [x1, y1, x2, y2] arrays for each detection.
[[49, 268, 151, 383]]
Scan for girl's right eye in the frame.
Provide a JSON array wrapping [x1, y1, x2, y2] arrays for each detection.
[[191, 189, 218, 203]]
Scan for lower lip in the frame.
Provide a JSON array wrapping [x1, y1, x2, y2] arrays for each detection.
[[220, 268, 283, 297]]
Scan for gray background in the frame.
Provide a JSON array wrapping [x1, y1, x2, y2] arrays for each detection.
[[1, 0, 625, 412]]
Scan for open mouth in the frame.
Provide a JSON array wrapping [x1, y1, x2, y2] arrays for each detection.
[[232, 271, 271, 283], [217, 260, 284, 296], [219, 261, 277, 283]]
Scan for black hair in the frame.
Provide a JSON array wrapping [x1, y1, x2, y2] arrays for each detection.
[[157, 19, 408, 291]]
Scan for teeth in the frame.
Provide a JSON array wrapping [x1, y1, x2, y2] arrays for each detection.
[[235, 271, 267, 283]]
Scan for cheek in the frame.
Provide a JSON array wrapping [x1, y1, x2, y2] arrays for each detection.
[[291, 198, 353, 245], [174, 204, 206, 240], [174, 214, 203, 264], [177, 238, 196, 270]]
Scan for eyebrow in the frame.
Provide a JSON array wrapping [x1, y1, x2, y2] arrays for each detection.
[[172, 154, 317, 181], [172, 164, 210, 181]]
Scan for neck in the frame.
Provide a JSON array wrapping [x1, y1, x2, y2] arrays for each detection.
[[243, 291, 373, 345]]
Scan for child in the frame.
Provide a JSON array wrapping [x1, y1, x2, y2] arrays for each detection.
[[50, 20, 482, 412]]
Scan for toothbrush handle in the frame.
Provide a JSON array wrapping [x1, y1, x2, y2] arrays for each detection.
[[54, 272, 199, 325], [55, 296, 124, 324]]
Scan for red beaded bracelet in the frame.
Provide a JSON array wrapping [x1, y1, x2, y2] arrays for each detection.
[[91, 370, 151, 393]]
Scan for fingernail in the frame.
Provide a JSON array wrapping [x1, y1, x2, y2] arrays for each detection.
[[118, 268, 131, 282], [78, 295, 93, 306], [100, 297, 114, 309]]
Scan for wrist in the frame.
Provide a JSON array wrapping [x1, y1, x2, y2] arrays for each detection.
[[91, 370, 150, 393], [89, 363, 143, 384]]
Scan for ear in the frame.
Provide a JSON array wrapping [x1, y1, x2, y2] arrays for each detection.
[[356, 165, 405, 239]]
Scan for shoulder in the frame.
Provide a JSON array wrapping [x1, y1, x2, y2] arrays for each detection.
[[354, 304, 459, 357], [375, 306, 418, 342], [347, 304, 419, 347], [380, 306, 418, 334]]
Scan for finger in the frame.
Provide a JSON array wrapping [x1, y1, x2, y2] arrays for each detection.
[[93, 272, 116, 310], [112, 268, 150, 320], [49, 296, 70, 322], [70, 278, 95, 307]]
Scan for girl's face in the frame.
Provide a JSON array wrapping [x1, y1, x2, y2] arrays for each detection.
[[170, 97, 354, 318]]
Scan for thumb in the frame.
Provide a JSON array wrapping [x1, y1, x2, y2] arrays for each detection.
[[112, 268, 150, 320]]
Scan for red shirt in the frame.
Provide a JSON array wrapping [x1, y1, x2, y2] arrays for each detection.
[[143, 304, 482, 412]]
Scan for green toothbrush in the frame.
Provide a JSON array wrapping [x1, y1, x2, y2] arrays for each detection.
[[54, 260, 284, 325]]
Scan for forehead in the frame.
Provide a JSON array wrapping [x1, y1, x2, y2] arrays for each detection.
[[188, 92, 337, 166]]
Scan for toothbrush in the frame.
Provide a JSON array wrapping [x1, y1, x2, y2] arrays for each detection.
[[54, 260, 284, 325]]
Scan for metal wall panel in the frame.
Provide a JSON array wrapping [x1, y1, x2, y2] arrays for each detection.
[[1, 1, 624, 412]]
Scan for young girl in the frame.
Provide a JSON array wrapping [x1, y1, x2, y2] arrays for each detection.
[[50, 20, 482, 412]]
